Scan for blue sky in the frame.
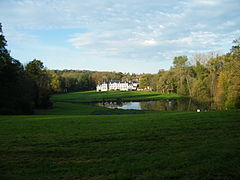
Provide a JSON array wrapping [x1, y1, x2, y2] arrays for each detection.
[[0, 0, 239, 73]]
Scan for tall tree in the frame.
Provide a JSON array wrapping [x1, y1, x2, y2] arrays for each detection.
[[48, 70, 62, 93], [223, 53, 240, 109], [173, 56, 188, 67], [172, 56, 190, 95], [0, 23, 34, 114], [25, 59, 52, 109], [139, 74, 153, 90], [214, 72, 227, 109]]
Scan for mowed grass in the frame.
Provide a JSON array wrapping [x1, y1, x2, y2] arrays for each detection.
[[52, 90, 183, 103], [0, 91, 240, 179], [36, 102, 144, 115]]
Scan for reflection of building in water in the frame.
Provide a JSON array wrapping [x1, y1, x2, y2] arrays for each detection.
[[96, 102, 128, 109], [96, 101, 142, 110], [96, 80, 139, 92]]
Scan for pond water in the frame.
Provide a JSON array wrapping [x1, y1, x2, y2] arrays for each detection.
[[93, 99, 213, 111]]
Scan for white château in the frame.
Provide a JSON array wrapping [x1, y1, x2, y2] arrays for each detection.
[[96, 80, 138, 92]]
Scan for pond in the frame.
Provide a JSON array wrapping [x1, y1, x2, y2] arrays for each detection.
[[93, 99, 213, 111]]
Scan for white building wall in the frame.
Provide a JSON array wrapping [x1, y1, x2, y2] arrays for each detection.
[[96, 85, 101, 92], [109, 82, 119, 90], [120, 82, 128, 91], [96, 83, 108, 91], [101, 83, 108, 91], [97, 81, 138, 92], [128, 83, 133, 90]]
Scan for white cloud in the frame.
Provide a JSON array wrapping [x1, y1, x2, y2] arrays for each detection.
[[0, 0, 239, 72], [193, 23, 206, 29], [168, 37, 193, 45], [3, 27, 39, 46], [222, 21, 236, 28], [68, 33, 96, 48], [159, 25, 165, 29], [142, 39, 158, 46], [193, 0, 218, 6]]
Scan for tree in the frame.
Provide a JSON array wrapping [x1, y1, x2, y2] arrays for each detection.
[[25, 59, 52, 109], [0, 23, 34, 114], [48, 70, 62, 93], [139, 74, 153, 90], [223, 53, 240, 109], [173, 56, 188, 67], [231, 38, 240, 57], [79, 73, 90, 90], [172, 56, 190, 95], [214, 72, 227, 109]]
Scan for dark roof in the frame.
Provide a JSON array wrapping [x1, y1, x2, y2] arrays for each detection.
[[109, 80, 120, 83]]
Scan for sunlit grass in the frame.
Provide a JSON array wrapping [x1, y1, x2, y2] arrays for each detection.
[[52, 90, 183, 102]]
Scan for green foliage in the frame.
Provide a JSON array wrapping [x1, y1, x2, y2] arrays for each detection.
[[150, 46, 240, 109], [214, 72, 227, 109], [192, 79, 211, 102], [47, 70, 62, 93], [25, 59, 52, 109], [173, 56, 188, 67], [0, 23, 34, 114], [51, 70, 138, 92], [194, 61, 209, 80], [139, 74, 153, 89]]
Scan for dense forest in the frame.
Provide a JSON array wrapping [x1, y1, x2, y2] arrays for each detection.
[[140, 45, 240, 110], [0, 23, 239, 114], [48, 69, 138, 93]]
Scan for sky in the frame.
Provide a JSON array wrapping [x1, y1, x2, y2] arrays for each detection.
[[0, 0, 240, 73]]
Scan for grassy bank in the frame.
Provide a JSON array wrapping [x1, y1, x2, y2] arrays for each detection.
[[52, 90, 183, 103], [0, 91, 240, 179]]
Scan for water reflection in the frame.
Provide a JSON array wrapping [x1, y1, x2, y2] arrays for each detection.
[[94, 99, 213, 111]]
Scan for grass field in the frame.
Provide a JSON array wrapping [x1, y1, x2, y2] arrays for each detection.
[[0, 91, 240, 179], [52, 90, 183, 103]]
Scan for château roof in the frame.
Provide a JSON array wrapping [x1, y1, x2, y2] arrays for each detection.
[[109, 80, 120, 83]]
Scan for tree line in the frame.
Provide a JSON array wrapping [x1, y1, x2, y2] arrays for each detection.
[[48, 70, 138, 93], [139, 40, 240, 110]]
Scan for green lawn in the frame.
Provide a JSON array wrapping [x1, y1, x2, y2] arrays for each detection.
[[52, 90, 183, 103], [0, 91, 240, 179]]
